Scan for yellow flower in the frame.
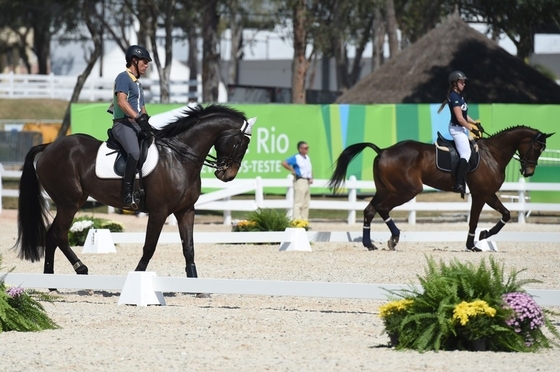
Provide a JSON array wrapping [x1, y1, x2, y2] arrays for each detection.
[[237, 220, 257, 228], [379, 299, 414, 318], [290, 219, 309, 229], [452, 300, 496, 326]]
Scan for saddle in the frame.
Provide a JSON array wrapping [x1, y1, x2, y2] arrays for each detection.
[[105, 128, 154, 176], [435, 132, 480, 174], [95, 129, 158, 211]]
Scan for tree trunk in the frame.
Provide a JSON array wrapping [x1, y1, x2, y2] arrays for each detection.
[[229, 22, 243, 86], [58, 0, 103, 138], [291, 0, 308, 104], [372, 7, 385, 72], [202, 0, 221, 102], [33, 24, 51, 74], [385, 0, 398, 58], [187, 22, 199, 103]]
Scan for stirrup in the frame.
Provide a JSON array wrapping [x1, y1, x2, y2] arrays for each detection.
[[123, 196, 138, 210]]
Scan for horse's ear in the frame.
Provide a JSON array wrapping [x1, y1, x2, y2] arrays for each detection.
[[246, 117, 257, 135], [546, 132, 555, 138]]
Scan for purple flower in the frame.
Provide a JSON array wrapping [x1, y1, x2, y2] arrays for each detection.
[[502, 292, 545, 336], [6, 286, 25, 298]]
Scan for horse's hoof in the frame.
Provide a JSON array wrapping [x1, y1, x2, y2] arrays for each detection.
[[366, 244, 378, 251], [195, 293, 211, 299], [387, 236, 399, 251], [479, 230, 489, 240], [466, 247, 483, 252]]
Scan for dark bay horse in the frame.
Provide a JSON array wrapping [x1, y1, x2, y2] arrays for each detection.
[[15, 104, 255, 277], [328, 126, 553, 251]]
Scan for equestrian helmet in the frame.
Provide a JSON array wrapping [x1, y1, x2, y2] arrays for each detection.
[[125, 45, 152, 63], [448, 70, 468, 83]]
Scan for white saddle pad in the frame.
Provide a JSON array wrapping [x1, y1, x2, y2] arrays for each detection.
[[95, 142, 159, 179]]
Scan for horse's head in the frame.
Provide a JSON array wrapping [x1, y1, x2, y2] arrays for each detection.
[[213, 117, 256, 181], [517, 131, 554, 177]]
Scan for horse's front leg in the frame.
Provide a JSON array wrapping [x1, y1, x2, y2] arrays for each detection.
[[478, 193, 511, 241], [135, 212, 167, 271], [175, 208, 197, 278]]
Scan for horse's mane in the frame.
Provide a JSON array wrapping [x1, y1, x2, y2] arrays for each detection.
[[155, 104, 247, 138], [488, 125, 536, 138]]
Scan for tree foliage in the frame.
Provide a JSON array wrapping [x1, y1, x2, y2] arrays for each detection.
[[458, 0, 560, 61]]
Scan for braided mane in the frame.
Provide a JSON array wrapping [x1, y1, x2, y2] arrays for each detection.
[[489, 125, 535, 138]]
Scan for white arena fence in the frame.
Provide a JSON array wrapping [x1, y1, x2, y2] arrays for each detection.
[[2, 272, 560, 307], [2, 163, 560, 224], [0, 72, 199, 103]]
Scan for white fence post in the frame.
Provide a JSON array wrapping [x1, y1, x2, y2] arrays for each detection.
[[408, 197, 417, 225], [255, 177, 264, 208], [347, 175, 357, 224], [518, 178, 526, 224], [223, 196, 232, 225]]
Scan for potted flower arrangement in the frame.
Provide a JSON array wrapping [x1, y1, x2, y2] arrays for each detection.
[[68, 216, 124, 246], [379, 256, 560, 352], [379, 298, 414, 346], [1, 255, 59, 332], [231, 208, 309, 232]]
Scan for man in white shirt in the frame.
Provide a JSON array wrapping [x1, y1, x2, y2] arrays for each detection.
[[282, 141, 313, 220]]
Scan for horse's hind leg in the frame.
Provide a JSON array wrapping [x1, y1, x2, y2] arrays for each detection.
[[362, 194, 403, 251], [362, 201, 379, 251], [44, 208, 89, 275]]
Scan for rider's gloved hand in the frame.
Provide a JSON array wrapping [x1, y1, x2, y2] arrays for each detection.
[[138, 130, 152, 140], [474, 121, 485, 133], [135, 113, 152, 132], [470, 127, 481, 138]]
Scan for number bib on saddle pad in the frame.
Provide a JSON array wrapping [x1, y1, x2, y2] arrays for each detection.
[[434, 132, 480, 173], [95, 141, 159, 179]]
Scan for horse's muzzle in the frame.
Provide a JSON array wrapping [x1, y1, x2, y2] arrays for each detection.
[[521, 167, 535, 177], [214, 165, 240, 182]]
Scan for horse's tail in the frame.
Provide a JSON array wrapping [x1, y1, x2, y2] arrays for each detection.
[[14, 143, 51, 262], [328, 142, 382, 193]]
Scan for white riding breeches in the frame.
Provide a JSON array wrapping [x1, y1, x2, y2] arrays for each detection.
[[449, 124, 471, 160]]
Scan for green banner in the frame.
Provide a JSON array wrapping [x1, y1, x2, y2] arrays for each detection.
[[71, 103, 560, 185]]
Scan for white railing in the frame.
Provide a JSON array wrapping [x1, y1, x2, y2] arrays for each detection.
[[0, 72, 198, 103], [3, 164, 560, 224]]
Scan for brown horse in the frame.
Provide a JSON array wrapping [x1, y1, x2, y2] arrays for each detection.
[[15, 104, 255, 277], [328, 126, 553, 251]]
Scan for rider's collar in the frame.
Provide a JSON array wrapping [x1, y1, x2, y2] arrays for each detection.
[[126, 68, 139, 81]]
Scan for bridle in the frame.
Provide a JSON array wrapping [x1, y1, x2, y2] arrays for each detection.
[[516, 132, 547, 169], [476, 132, 547, 174], [204, 120, 253, 172], [153, 118, 253, 171]]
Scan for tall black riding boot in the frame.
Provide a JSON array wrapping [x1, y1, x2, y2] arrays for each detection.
[[453, 158, 468, 197], [122, 156, 138, 210]]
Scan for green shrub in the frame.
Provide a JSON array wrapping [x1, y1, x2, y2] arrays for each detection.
[[232, 209, 310, 232], [0, 255, 59, 333], [379, 256, 560, 352], [68, 216, 124, 246]]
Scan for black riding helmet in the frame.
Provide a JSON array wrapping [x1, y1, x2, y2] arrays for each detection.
[[448, 70, 468, 84], [125, 45, 152, 64]]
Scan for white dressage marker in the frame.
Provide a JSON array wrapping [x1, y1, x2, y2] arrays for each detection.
[[118, 271, 165, 306], [82, 229, 117, 254], [279, 228, 312, 252]]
